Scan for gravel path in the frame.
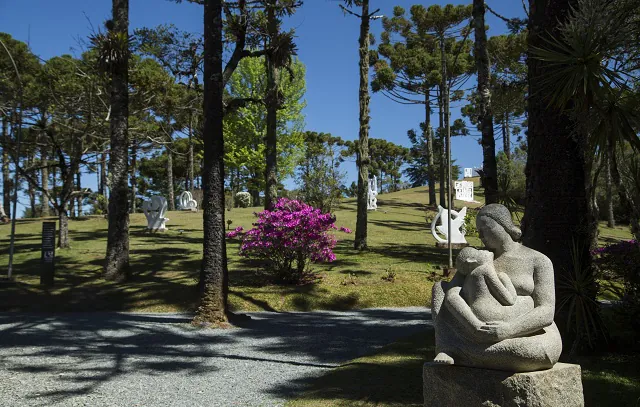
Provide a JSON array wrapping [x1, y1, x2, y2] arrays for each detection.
[[0, 307, 431, 407]]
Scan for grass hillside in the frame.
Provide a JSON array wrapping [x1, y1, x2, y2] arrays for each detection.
[[0, 185, 632, 312]]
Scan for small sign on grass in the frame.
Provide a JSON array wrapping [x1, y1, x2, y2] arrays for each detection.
[[40, 222, 56, 286]]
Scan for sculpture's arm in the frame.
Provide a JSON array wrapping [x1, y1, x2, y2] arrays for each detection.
[[504, 255, 556, 337], [443, 286, 484, 334], [483, 269, 517, 306]]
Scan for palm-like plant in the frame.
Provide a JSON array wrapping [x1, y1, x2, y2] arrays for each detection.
[[530, 0, 640, 242]]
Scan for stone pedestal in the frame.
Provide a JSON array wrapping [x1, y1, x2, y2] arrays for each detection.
[[423, 362, 584, 407]]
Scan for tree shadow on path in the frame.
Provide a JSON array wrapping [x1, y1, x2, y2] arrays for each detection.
[[0, 308, 430, 406]]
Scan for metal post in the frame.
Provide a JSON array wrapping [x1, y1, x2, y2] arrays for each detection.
[[0, 38, 24, 280]]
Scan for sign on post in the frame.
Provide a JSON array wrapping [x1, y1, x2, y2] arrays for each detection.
[[41, 222, 56, 285], [455, 181, 475, 202]]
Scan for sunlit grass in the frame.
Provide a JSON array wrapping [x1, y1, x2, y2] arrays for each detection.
[[287, 328, 640, 407], [0, 185, 632, 313]]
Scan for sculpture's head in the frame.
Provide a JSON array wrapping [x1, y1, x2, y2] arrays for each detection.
[[476, 204, 522, 250], [456, 247, 494, 275]]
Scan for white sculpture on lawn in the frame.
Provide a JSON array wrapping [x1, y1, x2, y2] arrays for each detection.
[[431, 205, 468, 244], [367, 175, 378, 211], [463, 167, 474, 178], [142, 196, 169, 231], [178, 191, 198, 211], [455, 181, 475, 202]]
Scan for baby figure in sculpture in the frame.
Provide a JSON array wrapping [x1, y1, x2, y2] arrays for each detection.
[[431, 204, 562, 372]]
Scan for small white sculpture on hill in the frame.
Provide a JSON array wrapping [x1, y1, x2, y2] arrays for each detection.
[[142, 196, 169, 231], [431, 205, 467, 244], [178, 191, 198, 211], [367, 175, 378, 211], [463, 167, 473, 178]]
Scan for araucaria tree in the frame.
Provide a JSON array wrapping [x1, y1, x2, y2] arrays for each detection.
[[371, 6, 440, 204], [472, 0, 498, 204], [196, 0, 302, 324], [197, 0, 227, 324], [341, 0, 381, 250], [263, 0, 301, 209], [102, 0, 131, 281]]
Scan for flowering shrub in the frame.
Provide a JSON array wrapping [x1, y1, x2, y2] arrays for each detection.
[[228, 198, 351, 283], [593, 239, 640, 330]]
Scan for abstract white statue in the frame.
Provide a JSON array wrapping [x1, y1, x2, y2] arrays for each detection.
[[178, 191, 198, 211], [455, 181, 475, 202], [464, 167, 473, 178], [431, 205, 467, 244], [367, 175, 378, 211], [142, 196, 169, 231]]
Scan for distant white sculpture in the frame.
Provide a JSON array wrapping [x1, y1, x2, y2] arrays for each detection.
[[455, 181, 475, 202], [367, 175, 378, 211], [142, 196, 169, 231], [431, 205, 468, 244], [464, 168, 474, 178], [178, 191, 198, 211]]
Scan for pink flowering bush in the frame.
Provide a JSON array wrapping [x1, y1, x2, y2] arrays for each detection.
[[228, 198, 351, 284]]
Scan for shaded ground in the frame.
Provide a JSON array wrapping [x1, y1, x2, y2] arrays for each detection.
[[0, 307, 430, 407]]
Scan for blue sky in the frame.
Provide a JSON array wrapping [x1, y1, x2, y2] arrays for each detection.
[[0, 0, 526, 214]]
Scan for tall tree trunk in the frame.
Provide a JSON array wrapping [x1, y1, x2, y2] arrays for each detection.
[[26, 157, 36, 217], [503, 112, 511, 160], [166, 145, 175, 210], [100, 149, 107, 196], [473, 0, 498, 204], [606, 154, 615, 228], [195, 0, 228, 324], [424, 90, 436, 205], [523, 0, 594, 309], [50, 153, 58, 216], [76, 168, 82, 216], [250, 188, 260, 207], [69, 182, 75, 218], [264, 0, 279, 210], [131, 136, 137, 213], [41, 140, 50, 216], [2, 116, 11, 218], [58, 206, 70, 249], [437, 87, 446, 207], [354, 0, 371, 251], [187, 115, 194, 192], [104, 0, 130, 281]]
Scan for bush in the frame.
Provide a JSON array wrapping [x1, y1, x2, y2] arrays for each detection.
[[462, 211, 478, 237], [593, 240, 640, 331], [235, 191, 252, 208], [87, 193, 108, 215], [229, 198, 351, 284]]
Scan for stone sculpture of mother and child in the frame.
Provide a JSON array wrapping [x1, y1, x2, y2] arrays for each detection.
[[432, 203, 563, 373]]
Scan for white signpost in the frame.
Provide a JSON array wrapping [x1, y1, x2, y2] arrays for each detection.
[[455, 181, 475, 202]]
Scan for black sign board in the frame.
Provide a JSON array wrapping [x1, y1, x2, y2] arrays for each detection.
[[40, 222, 56, 285]]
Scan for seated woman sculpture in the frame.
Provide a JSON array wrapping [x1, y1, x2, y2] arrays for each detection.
[[432, 204, 562, 372]]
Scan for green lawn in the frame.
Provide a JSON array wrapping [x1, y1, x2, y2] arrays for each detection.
[[0, 186, 490, 312], [286, 328, 640, 407], [0, 185, 632, 312]]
